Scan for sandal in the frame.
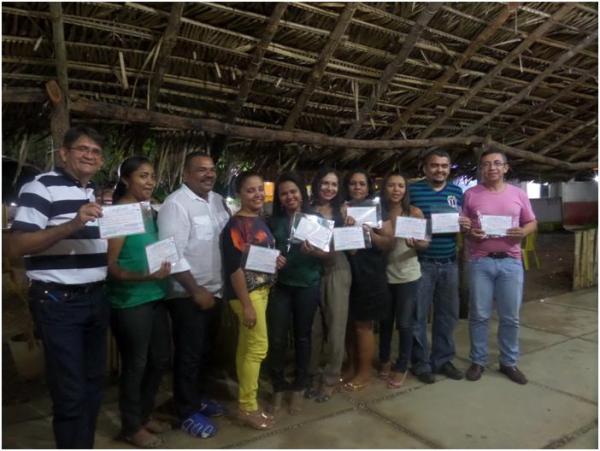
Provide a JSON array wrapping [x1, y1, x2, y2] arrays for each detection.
[[237, 408, 274, 430], [378, 361, 392, 380], [315, 382, 337, 403], [289, 390, 304, 415], [343, 380, 368, 392], [387, 370, 408, 389], [123, 429, 164, 449], [143, 418, 171, 434]]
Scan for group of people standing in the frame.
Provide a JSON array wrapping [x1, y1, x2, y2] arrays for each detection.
[[10, 125, 536, 449]]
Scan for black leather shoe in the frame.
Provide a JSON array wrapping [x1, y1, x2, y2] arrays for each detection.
[[436, 362, 464, 380], [465, 363, 485, 381], [416, 372, 436, 384], [499, 365, 528, 385]]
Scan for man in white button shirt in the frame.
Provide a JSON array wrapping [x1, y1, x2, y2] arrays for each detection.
[[157, 152, 230, 437]]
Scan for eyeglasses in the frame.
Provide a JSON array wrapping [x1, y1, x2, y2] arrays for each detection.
[[480, 160, 506, 168], [69, 145, 103, 157]]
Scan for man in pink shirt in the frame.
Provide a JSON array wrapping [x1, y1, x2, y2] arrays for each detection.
[[462, 150, 537, 384]]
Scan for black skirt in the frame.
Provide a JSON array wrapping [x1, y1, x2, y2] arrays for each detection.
[[347, 247, 390, 321]]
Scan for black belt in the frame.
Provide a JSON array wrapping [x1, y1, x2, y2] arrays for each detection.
[[486, 252, 513, 259], [419, 255, 456, 264], [30, 280, 105, 294]]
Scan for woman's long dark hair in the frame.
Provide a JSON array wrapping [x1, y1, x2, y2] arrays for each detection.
[[310, 167, 344, 209], [271, 171, 310, 218], [112, 155, 152, 204], [344, 168, 375, 201], [380, 171, 411, 218]]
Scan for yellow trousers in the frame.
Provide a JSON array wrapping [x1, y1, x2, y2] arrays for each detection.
[[229, 286, 270, 411]]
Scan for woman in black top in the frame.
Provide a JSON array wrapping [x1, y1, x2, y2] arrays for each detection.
[[343, 169, 394, 391]]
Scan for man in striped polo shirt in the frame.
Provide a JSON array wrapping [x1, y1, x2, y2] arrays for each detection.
[[11, 126, 108, 449], [408, 149, 470, 384]]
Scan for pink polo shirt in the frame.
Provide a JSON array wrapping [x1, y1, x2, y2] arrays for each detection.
[[463, 183, 536, 260]]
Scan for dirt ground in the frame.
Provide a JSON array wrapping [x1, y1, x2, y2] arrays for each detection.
[[1, 231, 581, 407]]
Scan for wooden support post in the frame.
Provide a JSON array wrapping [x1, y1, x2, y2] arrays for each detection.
[[48, 3, 70, 147]]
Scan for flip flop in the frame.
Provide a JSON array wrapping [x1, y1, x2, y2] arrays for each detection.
[[123, 431, 164, 449], [197, 399, 225, 417], [387, 371, 408, 389], [181, 412, 217, 439], [343, 381, 368, 392]]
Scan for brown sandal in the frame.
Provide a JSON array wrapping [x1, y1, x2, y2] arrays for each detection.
[[123, 429, 164, 449], [143, 418, 171, 434], [237, 408, 274, 430], [387, 370, 409, 389]]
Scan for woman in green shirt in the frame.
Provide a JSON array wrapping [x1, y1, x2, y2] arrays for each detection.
[[267, 172, 329, 415], [107, 156, 172, 448]]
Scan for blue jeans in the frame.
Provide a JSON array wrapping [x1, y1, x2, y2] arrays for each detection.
[[412, 260, 459, 374], [468, 257, 524, 367], [379, 279, 420, 372], [29, 281, 110, 449]]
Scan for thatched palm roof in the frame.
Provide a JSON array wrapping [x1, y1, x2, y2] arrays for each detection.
[[2, 2, 598, 181]]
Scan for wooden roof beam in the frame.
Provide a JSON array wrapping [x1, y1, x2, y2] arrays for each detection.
[[225, 3, 288, 124], [509, 72, 595, 129], [67, 97, 595, 172], [538, 117, 598, 156], [459, 29, 598, 137], [148, 2, 184, 110], [283, 3, 357, 130], [344, 3, 441, 139], [520, 102, 596, 149], [415, 3, 577, 140], [382, 3, 516, 140]]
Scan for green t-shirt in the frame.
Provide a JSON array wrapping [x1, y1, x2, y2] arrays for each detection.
[[269, 215, 323, 288], [108, 217, 168, 309]]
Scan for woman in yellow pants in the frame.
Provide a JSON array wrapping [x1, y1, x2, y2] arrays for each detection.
[[222, 172, 286, 429]]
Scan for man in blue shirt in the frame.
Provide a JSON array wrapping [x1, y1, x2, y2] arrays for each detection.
[[408, 150, 469, 383]]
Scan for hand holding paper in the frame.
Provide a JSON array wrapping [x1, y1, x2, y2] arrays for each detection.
[[145, 237, 180, 274]]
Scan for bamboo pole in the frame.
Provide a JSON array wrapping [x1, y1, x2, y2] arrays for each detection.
[[538, 118, 598, 156], [48, 3, 70, 146]]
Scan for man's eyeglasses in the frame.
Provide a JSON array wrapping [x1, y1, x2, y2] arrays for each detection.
[[480, 160, 506, 169], [69, 145, 103, 157]]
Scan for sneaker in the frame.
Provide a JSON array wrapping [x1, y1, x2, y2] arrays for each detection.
[[416, 372, 436, 384], [465, 363, 485, 381], [499, 365, 528, 385], [436, 362, 464, 380], [197, 399, 225, 417]]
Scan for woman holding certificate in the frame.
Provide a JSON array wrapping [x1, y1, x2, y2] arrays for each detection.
[[107, 156, 172, 448], [267, 172, 328, 414], [222, 172, 282, 430], [343, 169, 394, 391], [306, 168, 351, 402], [378, 172, 428, 388]]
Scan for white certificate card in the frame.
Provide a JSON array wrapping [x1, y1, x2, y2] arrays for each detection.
[[294, 217, 333, 251], [145, 237, 179, 274], [333, 226, 366, 251], [395, 217, 427, 241], [480, 215, 512, 236], [99, 203, 146, 239], [346, 206, 378, 227], [431, 212, 460, 234], [244, 245, 280, 274]]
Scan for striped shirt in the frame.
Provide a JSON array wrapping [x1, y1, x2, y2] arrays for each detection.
[[11, 168, 107, 284], [408, 179, 463, 260]]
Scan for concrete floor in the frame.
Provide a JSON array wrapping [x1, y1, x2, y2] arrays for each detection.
[[3, 288, 597, 449]]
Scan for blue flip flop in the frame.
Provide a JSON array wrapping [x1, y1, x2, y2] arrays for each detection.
[[198, 399, 225, 417], [181, 412, 217, 439]]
